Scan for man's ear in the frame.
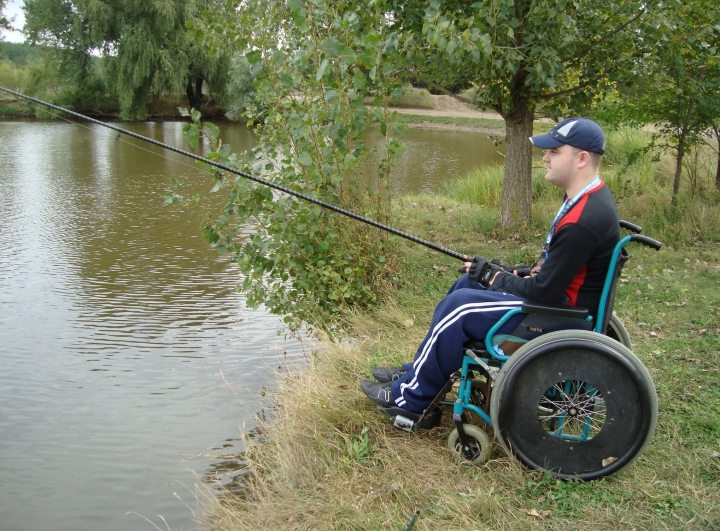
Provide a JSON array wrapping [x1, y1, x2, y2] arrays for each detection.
[[577, 150, 591, 169]]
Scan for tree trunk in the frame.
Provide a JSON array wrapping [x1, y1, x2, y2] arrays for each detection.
[[499, 101, 535, 228], [671, 126, 688, 207], [185, 75, 204, 110], [714, 126, 720, 190]]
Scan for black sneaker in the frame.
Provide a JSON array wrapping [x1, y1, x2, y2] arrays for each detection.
[[370, 365, 408, 383], [360, 380, 395, 408]]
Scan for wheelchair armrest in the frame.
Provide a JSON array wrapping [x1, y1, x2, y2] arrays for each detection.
[[521, 300, 590, 319]]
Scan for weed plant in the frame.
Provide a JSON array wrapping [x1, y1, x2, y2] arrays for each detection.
[[199, 128, 720, 530]]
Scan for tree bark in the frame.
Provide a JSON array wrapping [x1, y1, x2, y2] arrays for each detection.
[[671, 126, 688, 207], [714, 126, 720, 190], [499, 101, 535, 228]]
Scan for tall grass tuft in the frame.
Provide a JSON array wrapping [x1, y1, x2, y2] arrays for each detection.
[[442, 163, 563, 209]]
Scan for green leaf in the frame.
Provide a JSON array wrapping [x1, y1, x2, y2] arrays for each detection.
[[204, 122, 220, 139], [344, 153, 357, 169], [298, 152, 314, 166], [316, 59, 329, 81], [321, 37, 344, 57], [353, 68, 367, 89]]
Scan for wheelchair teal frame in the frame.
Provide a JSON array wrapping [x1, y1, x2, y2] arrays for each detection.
[[436, 221, 661, 478]]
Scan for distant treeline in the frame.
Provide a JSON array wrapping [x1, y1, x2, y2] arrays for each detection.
[[0, 41, 256, 120]]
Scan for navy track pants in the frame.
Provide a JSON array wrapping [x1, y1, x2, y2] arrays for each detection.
[[390, 274, 525, 413]]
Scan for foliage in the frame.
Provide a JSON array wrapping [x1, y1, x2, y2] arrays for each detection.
[[23, 0, 95, 84], [175, 1, 418, 330], [383, 0, 666, 227], [389, 85, 435, 109], [222, 53, 259, 121], [0, 42, 44, 65], [0, 0, 11, 34], [610, 0, 720, 204], [23, 0, 230, 118], [0, 57, 22, 90]]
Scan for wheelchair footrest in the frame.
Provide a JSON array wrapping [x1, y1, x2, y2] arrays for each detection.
[[378, 405, 443, 432]]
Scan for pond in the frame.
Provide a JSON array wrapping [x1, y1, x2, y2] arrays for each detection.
[[0, 118, 504, 531]]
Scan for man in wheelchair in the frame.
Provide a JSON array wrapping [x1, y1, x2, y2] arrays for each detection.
[[361, 117, 619, 416]]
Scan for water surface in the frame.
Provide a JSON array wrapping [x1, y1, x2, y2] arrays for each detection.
[[0, 118, 502, 531]]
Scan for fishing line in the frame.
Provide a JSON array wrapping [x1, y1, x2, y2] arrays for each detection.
[[1, 86, 469, 262]]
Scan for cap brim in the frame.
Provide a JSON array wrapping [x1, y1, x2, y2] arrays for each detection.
[[529, 134, 564, 149]]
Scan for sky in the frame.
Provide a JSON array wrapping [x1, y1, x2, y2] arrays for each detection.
[[2, 0, 26, 43]]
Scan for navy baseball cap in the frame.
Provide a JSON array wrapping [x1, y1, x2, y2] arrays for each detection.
[[530, 117, 605, 154]]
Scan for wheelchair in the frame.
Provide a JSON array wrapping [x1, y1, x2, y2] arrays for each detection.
[[381, 220, 662, 480]]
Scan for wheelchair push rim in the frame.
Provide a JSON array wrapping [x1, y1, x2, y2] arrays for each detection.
[[490, 330, 658, 480]]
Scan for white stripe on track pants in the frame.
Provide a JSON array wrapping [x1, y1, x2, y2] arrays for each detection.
[[391, 274, 524, 413]]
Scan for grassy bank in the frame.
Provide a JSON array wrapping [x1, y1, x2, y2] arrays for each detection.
[[393, 112, 506, 130], [200, 130, 720, 530]]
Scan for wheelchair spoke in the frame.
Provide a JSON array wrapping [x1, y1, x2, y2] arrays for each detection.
[[538, 380, 606, 440]]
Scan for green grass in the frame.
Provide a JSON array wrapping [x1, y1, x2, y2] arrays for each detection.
[[393, 112, 506, 129], [198, 128, 720, 531]]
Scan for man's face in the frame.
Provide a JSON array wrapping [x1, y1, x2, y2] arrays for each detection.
[[542, 144, 579, 190]]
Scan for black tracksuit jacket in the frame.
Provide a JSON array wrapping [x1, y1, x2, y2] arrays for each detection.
[[490, 182, 620, 318]]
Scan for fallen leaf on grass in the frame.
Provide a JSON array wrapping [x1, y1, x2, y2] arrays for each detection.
[[602, 456, 618, 467], [526, 509, 551, 519]]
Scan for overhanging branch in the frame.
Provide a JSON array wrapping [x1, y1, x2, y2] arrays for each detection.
[[540, 82, 592, 100]]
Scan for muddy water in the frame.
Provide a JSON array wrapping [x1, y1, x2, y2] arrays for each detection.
[[0, 119, 502, 531]]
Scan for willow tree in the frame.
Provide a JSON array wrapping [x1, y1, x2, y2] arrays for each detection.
[[23, 0, 229, 117], [387, 0, 664, 227]]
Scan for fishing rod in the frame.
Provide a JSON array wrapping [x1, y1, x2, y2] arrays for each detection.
[[0, 86, 469, 262]]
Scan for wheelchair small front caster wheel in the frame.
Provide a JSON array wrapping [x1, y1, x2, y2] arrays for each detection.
[[447, 424, 491, 465]]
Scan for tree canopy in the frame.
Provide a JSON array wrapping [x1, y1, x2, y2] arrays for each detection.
[[618, 0, 720, 203], [1, 0, 13, 35], [179, 0, 407, 329], [382, 0, 664, 226], [23, 0, 229, 117]]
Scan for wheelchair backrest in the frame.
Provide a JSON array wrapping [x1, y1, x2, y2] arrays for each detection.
[[594, 222, 662, 334]]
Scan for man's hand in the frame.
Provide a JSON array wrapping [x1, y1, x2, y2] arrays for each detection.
[[467, 255, 503, 287]]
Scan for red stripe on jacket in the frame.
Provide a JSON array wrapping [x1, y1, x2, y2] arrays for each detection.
[[565, 264, 587, 305]]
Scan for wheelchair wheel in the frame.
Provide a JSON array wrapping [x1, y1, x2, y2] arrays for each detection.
[[606, 313, 632, 350], [490, 330, 657, 480], [447, 424, 492, 465]]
